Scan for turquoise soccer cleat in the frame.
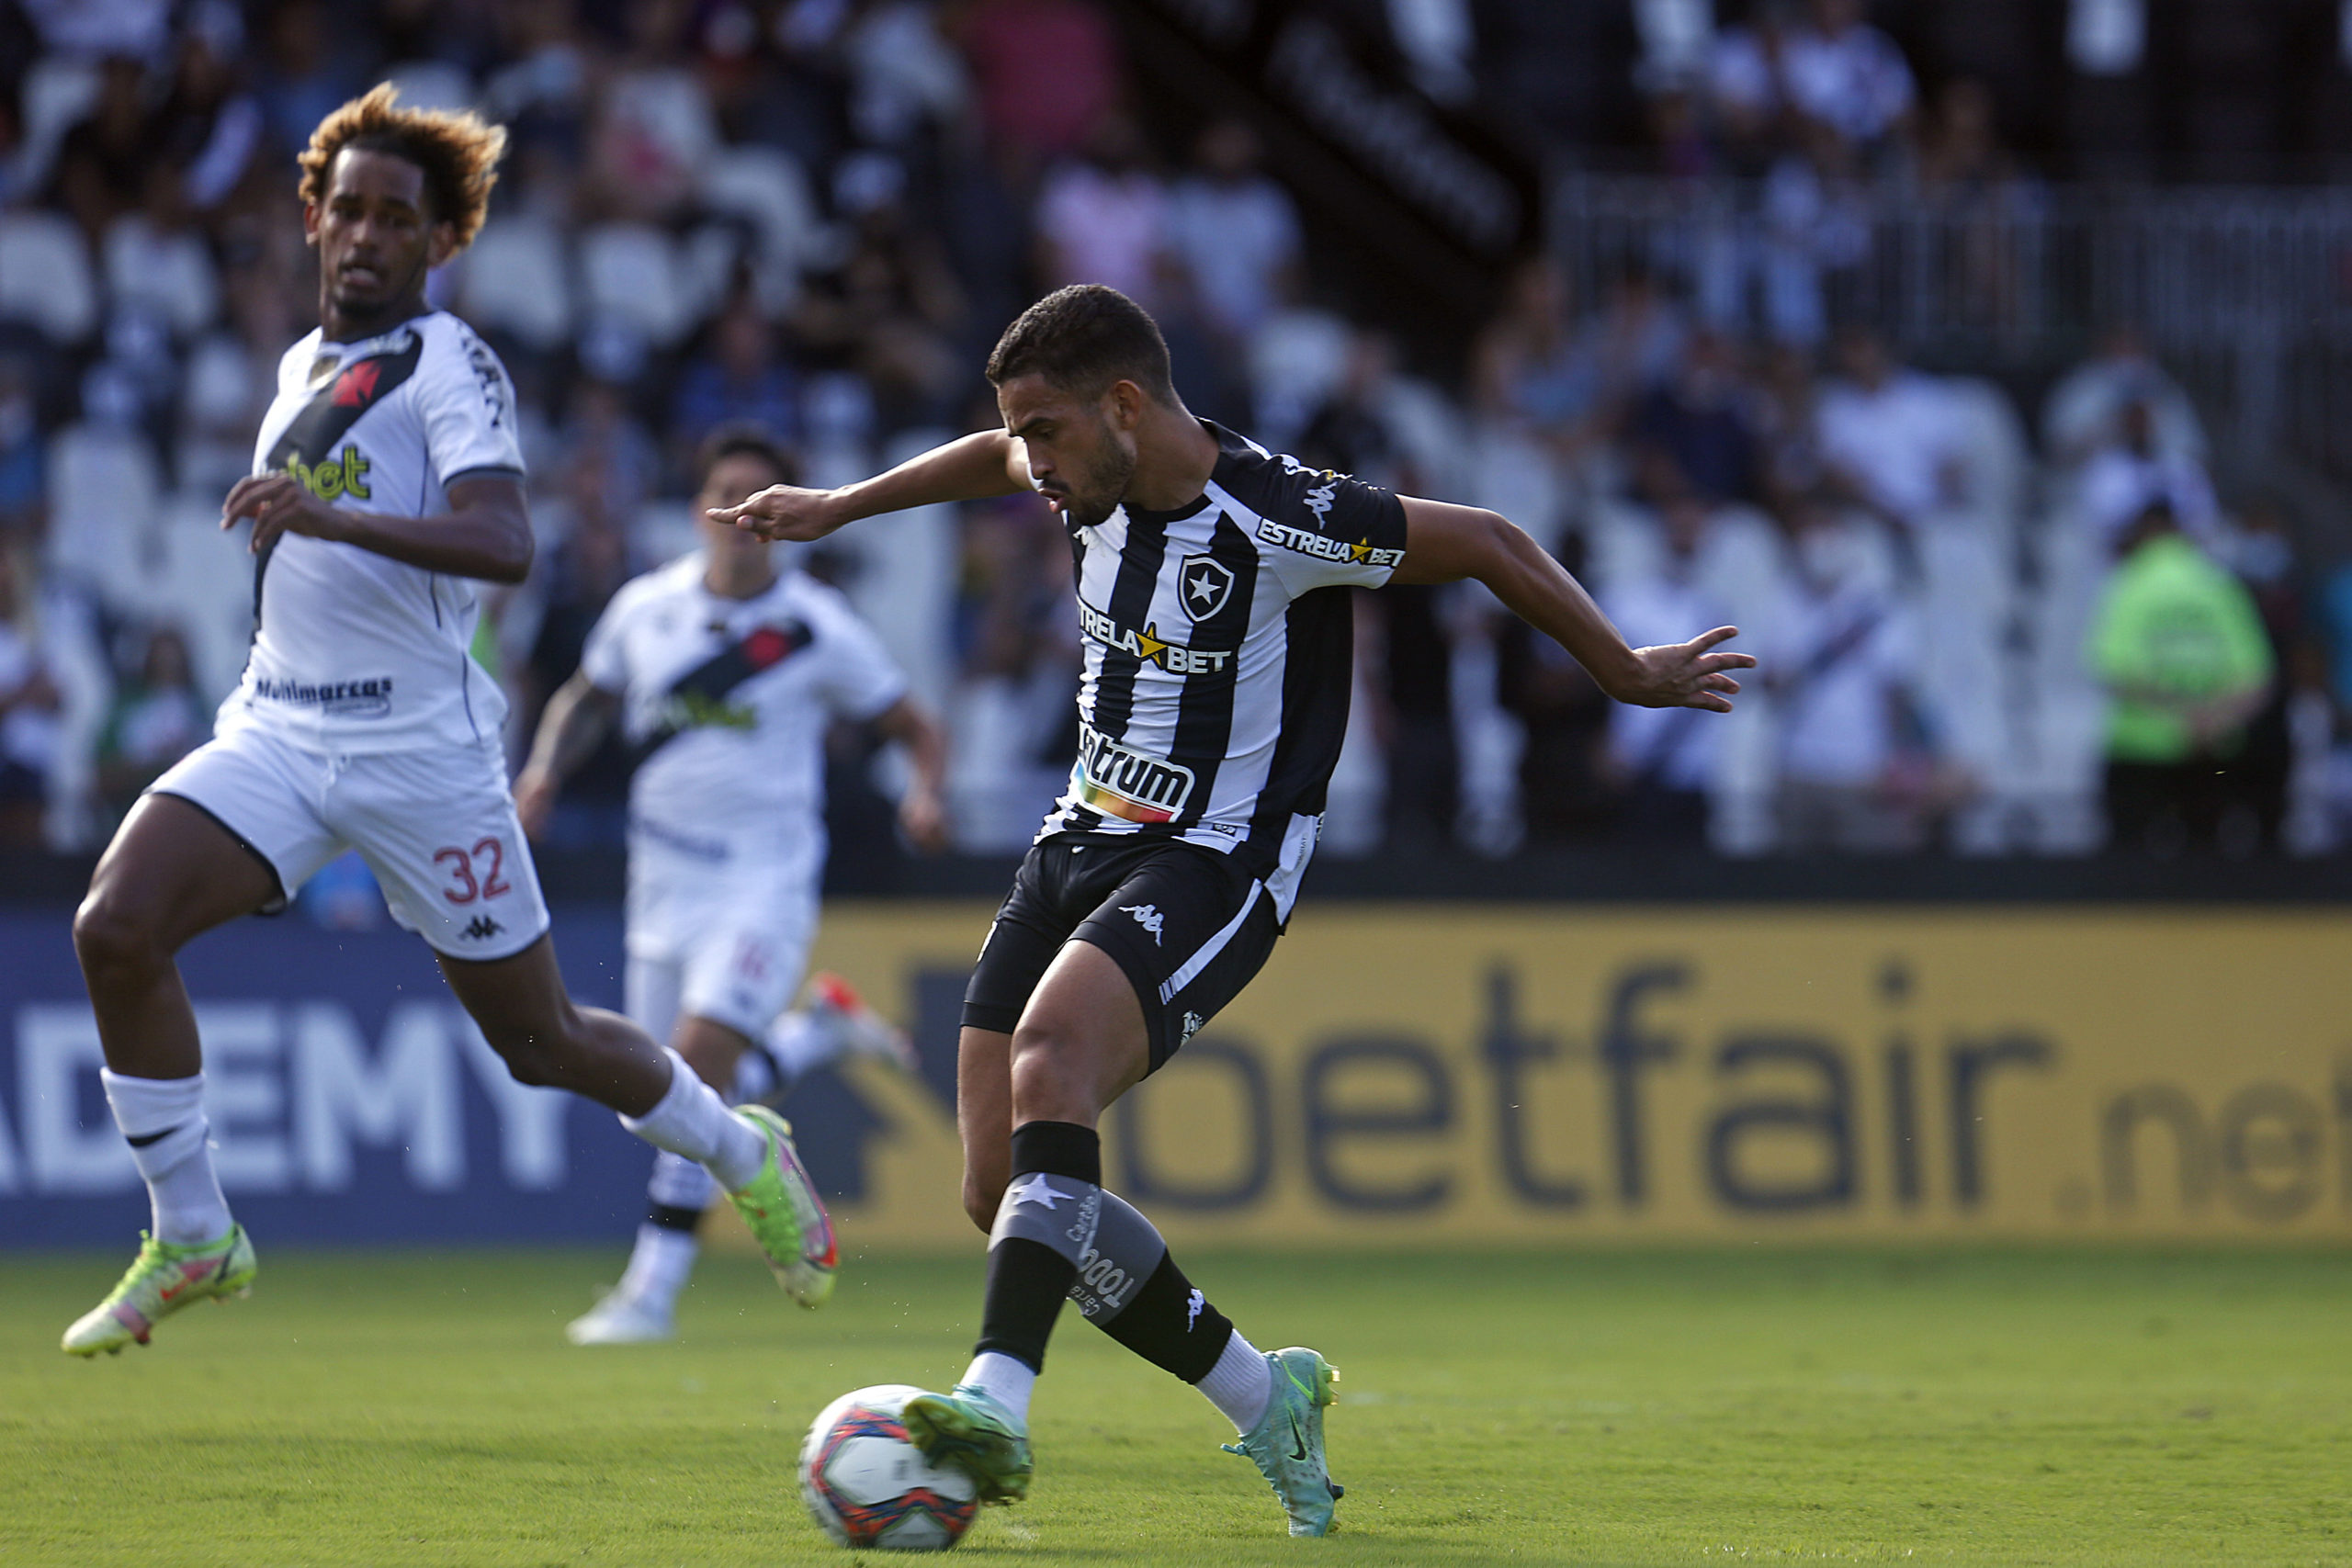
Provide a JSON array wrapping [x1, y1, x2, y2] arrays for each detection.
[[901, 1383, 1035, 1505], [62, 1226, 257, 1357], [727, 1105, 838, 1308], [1223, 1347, 1344, 1536]]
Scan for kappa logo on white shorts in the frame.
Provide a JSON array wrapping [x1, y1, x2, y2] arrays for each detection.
[[1120, 903, 1165, 945]]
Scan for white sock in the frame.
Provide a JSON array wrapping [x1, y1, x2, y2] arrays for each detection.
[[1196, 1330, 1273, 1433], [959, 1350, 1038, 1423], [102, 1068, 233, 1247], [614, 1224, 700, 1315], [648, 1147, 718, 1213], [618, 1049, 765, 1190], [764, 1008, 849, 1083]]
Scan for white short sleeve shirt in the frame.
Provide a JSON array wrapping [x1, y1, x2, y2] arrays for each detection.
[[580, 556, 910, 856], [220, 310, 525, 752]]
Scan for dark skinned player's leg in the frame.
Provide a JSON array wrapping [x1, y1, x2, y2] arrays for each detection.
[[71, 795, 277, 1249], [435, 933, 670, 1111], [62, 795, 281, 1354], [928, 943, 1281, 1491], [75, 794, 278, 1079], [437, 937, 768, 1189]]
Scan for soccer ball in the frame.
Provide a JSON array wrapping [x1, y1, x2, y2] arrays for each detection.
[[799, 1384, 980, 1551]]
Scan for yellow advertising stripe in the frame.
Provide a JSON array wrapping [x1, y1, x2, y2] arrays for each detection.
[[727, 902, 2352, 1249]]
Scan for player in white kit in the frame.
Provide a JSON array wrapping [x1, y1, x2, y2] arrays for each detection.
[[62, 87, 833, 1357], [515, 426, 948, 1344]]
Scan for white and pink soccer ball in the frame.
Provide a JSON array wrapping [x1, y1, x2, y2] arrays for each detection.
[[799, 1385, 980, 1551]]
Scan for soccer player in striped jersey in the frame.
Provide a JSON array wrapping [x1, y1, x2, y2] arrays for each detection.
[[711, 285, 1757, 1535], [60, 88, 831, 1358]]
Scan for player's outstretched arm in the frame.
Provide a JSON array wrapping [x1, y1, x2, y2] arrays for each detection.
[[707, 431, 1031, 542], [222, 472, 535, 583], [872, 695, 951, 853], [1389, 496, 1757, 711], [514, 670, 622, 837]]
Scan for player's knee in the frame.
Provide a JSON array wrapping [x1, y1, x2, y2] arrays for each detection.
[[477, 1026, 568, 1088], [1006, 1022, 1103, 1123], [72, 890, 166, 980]]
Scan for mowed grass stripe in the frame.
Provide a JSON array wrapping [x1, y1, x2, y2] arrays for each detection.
[[3, 1248, 2347, 1565]]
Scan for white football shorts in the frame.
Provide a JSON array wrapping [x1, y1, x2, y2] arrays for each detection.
[[622, 829, 820, 1044], [149, 720, 551, 962]]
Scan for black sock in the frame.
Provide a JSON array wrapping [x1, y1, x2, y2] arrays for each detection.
[[972, 1121, 1101, 1373], [1089, 1249, 1235, 1383], [1066, 1187, 1235, 1383]]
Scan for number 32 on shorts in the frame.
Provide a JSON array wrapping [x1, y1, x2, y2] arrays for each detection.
[[434, 837, 514, 904]]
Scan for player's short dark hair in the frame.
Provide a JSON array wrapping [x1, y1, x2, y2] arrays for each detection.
[[299, 84, 506, 253], [695, 423, 798, 490], [985, 285, 1178, 406]]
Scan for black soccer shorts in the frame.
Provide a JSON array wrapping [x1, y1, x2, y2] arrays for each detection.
[[961, 835, 1283, 1072]]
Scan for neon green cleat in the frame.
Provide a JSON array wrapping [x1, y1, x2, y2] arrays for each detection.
[[901, 1384, 1034, 1505], [1223, 1347, 1344, 1536], [726, 1104, 837, 1308], [62, 1226, 257, 1358]]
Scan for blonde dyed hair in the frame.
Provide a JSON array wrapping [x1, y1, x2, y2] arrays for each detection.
[[296, 84, 507, 253]]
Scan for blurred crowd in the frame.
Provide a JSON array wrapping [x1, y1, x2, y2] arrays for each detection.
[[0, 0, 2347, 865]]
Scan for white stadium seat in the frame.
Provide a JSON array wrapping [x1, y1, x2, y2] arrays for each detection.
[[577, 223, 695, 348], [699, 144, 827, 306], [103, 213, 222, 338], [456, 214, 574, 351], [0, 211, 99, 343]]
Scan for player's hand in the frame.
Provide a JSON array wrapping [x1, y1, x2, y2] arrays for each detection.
[[1615, 626, 1757, 713], [898, 785, 950, 854], [513, 766, 560, 840], [706, 484, 851, 543], [223, 474, 348, 555]]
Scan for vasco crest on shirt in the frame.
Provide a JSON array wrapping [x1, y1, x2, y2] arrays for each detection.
[[1175, 555, 1235, 622]]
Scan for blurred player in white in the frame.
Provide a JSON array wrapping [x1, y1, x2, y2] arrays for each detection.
[[61, 89, 836, 1358], [517, 425, 948, 1344]]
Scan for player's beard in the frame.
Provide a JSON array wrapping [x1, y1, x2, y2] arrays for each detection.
[[326, 248, 432, 337], [1060, 434, 1137, 529]]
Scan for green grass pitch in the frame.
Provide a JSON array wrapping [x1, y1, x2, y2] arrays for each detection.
[[4, 1246, 2348, 1565]]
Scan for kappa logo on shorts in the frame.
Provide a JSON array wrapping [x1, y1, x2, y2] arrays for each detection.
[[1180, 1010, 1205, 1045], [1186, 1287, 1206, 1330], [1121, 903, 1165, 945], [459, 914, 504, 942]]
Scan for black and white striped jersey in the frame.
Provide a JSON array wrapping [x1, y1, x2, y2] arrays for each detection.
[[1038, 420, 1407, 918]]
